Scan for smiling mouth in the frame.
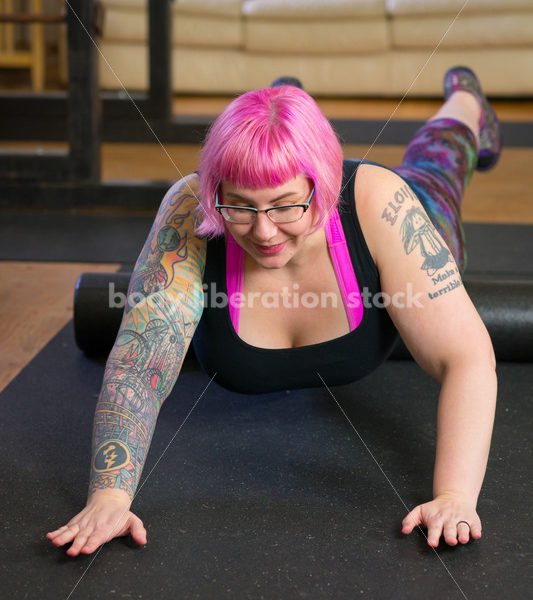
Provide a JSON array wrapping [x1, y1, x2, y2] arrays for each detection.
[[253, 242, 286, 254]]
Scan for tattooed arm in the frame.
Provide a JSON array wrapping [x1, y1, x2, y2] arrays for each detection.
[[47, 173, 206, 555], [89, 173, 206, 501], [355, 164, 496, 549]]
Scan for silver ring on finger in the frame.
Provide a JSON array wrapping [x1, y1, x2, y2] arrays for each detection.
[[456, 520, 470, 528]]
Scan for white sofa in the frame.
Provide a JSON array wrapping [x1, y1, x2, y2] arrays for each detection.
[[97, 0, 533, 96]]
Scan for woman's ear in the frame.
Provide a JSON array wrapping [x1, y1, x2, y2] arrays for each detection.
[[306, 208, 325, 237]]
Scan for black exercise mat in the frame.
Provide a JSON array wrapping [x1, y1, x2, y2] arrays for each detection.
[[331, 119, 533, 148], [1, 321, 531, 600], [0, 212, 154, 263], [463, 223, 533, 278], [1, 211, 533, 276]]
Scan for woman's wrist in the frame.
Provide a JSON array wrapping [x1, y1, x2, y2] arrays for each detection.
[[87, 487, 133, 506], [433, 488, 478, 508]]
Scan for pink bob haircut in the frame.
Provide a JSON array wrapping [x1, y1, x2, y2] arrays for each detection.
[[195, 85, 343, 239]]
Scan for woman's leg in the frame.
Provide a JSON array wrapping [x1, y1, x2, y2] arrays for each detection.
[[429, 90, 481, 147], [392, 67, 501, 274], [392, 92, 483, 274]]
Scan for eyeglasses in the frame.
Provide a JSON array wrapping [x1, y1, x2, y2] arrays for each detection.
[[215, 187, 315, 224]]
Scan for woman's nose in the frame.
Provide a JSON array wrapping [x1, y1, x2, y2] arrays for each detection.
[[252, 211, 278, 239]]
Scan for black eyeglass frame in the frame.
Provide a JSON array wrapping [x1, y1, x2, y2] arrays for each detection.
[[215, 187, 315, 224]]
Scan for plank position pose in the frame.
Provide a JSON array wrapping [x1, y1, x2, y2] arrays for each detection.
[[47, 67, 499, 556]]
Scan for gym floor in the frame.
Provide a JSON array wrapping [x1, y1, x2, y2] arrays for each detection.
[[1, 97, 532, 599]]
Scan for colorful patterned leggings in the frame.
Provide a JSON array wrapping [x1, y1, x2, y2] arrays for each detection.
[[392, 117, 478, 273]]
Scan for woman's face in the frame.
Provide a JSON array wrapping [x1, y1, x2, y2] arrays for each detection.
[[219, 174, 318, 270]]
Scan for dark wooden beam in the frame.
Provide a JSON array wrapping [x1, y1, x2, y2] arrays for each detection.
[[0, 0, 101, 182], [66, 0, 101, 182], [0, 180, 169, 211], [0, 150, 70, 182], [146, 0, 172, 122], [0, 13, 66, 24]]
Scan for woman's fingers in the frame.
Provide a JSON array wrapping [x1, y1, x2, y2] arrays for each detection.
[[443, 520, 461, 546], [48, 523, 80, 546], [427, 520, 444, 547], [130, 514, 147, 546], [79, 528, 115, 554], [76, 514, 145, 553], [66, 530, 92, 556], [401, 506, 422, 534], [47, 508, 147, 556], [402, 498, 482, 548], [456, 521, 470, 544], [470, 521, 482, 540], [46, 525, 70, 540]]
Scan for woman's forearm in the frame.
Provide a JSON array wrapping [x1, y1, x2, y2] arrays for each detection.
[[433, 360, 497, 504], [87, 288, 203, 502], [88, 364, 162, 502], [88, 346, 179, 502]]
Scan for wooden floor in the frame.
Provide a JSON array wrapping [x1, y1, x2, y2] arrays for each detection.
[[173, 96, 533, 122], [0, 262, 121, 393], [1, 97, 533, 393]]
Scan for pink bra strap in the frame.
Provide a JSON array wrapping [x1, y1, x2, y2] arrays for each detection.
[[324, 207, 363, 330], [226, 233, 244, 334]]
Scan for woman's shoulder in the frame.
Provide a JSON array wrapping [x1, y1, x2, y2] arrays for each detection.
[[154, 173, 205, 247], [158, 173, 202, 220], [352, 162, 400, 266], [354, 160, 395, 190], [354, 161, 417, 217], [165, 172, 199, 198]]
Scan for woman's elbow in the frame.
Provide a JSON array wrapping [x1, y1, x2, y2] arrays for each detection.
[[443, 334, 497, 379]]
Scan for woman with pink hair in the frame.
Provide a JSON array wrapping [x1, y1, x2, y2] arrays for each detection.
[[48, 69, 499, 557]]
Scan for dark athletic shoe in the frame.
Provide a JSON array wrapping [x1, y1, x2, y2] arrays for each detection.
[[270, 76, 304, 89], [443, 66, 502, 171]]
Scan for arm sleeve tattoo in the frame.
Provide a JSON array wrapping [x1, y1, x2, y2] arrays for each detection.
[[88, 175, 207, 501]]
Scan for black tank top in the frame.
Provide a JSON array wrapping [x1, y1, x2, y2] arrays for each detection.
[[192, 159, 399, 393]]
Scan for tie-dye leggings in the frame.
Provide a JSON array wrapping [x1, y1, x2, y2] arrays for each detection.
[[391, 117, 478, 274]]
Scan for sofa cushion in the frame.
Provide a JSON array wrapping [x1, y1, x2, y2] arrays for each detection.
[[175, 0, 244, 18], [390, 48, 533, 96], [102, 0, 243, 48], [102, 0, 145, 9], [102, 1, 146, 43], [392, 13, 533, 48], [104, 0, 243, 17], [387, 0, 533, 16], [242, 0, 388, 54], [99, 42, 247, 93], [245, 19, 389, 54], [96, 0, 533, 97], [243, 0, 386, 20], [244, 52, 389, 96], [174, 14, 243, 48]]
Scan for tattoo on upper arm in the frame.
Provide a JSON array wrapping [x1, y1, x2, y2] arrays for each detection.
[[400, 207, 450, 274], [380, 184, 463, 301], [127, 177, 205, 309]]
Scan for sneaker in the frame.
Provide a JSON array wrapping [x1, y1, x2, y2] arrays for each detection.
[[444, 66, 502, 171], [270, 76, 304, 89]]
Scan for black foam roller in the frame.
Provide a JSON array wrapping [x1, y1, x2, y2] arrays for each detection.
[[74, 273, 533, 362], [391, 279, 533, 362], [74, 272, 131, 357]]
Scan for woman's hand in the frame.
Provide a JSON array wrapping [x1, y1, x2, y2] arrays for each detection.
[[401, 492, 482, 547], [46, 489, 147, 556]]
